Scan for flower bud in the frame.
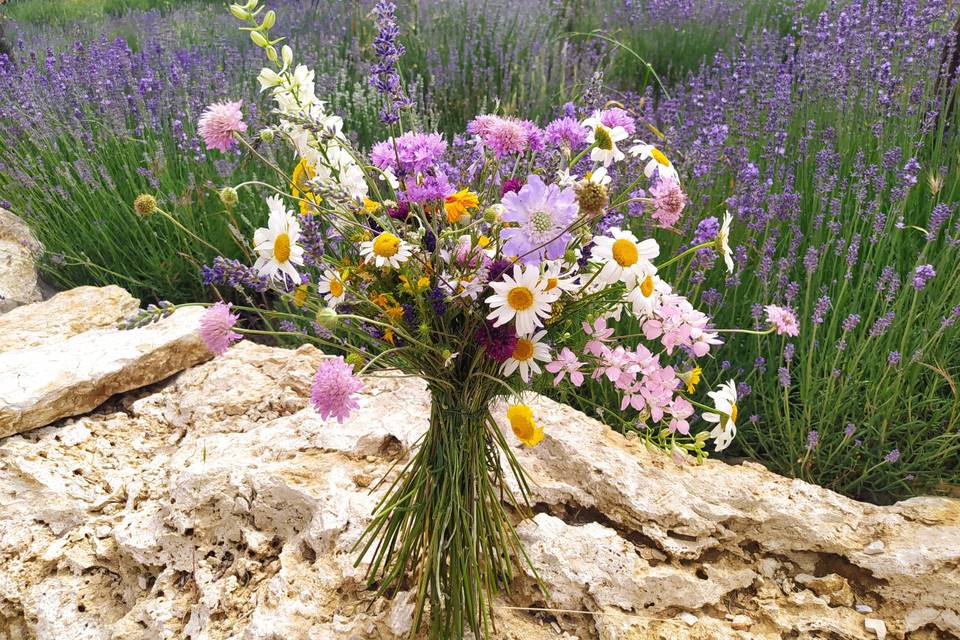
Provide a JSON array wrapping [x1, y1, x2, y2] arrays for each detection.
[[133, 194, 158, 217], [229, 4, 250, 19], [257, 68, 282, 89], [250, 30, 269, 48], [265, 45, 278, 63], [563, 248, 578, 263], [482, 204, 503, 224], [315, 307, 338, 329], [261, 10, 276, 29], [259, 128, 275, 143], [345, 352, 365, 368], [281, 45, 293, 68], [219, 187, 239, 208]]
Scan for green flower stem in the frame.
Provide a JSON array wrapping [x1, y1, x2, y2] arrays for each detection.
[[655, 241, 715, 270]]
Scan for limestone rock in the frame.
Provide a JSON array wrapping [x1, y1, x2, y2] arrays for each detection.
[[0, 209, 42, 314], [0, 287, 210, 436], [0, 341, 957, 640]]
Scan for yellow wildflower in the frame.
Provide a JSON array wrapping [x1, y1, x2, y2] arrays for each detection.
[[291, 160, 320, 214], [506, 404, 544, 447], [444, 188, 479, 223], [293, 283, 309, 307]]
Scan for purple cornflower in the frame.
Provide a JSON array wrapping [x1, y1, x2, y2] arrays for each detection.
[[911, 264, 936, 290], [370, 132, 447, 175], [811, 296, 831, 325], [311, 356, 363, 423], [198, 302, 241, 356], [888, 351, 901, 365], [806, 430, 819, 450], [475, 321, 518, 363], [884, 448, 901, 463], [841, 314, 861, 332], [370, 0, 412, 124], [544, 116, 588, 149], [499, 175, 578, 264]]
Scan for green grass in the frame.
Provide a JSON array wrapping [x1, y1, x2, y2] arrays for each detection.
[[2, 0, 220, 23]]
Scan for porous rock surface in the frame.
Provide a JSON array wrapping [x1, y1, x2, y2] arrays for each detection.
[[0, 339, 957, 640], [0, 208, 43, 314], [0, 286, 211, 436]]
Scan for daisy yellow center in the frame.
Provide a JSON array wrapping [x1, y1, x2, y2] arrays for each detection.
[[650, 147, 670, 166], [594, 125, 613, 150], [545, 277, 559, 291], [273, 233, 291, 263], [372, 232, 400, 258], [512, 338, 534, 361], [640, 274, 654, 297], [730, 403, 738, 424], [329, 278, 344, 297], [612, 238, 639, 267], [293, 284, 308, 307], [531, 211, 552, 233], [507, 286, 535, 311]]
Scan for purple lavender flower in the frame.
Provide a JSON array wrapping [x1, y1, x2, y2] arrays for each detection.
[[927, 203, 952, 240], [499, 175, 578, 264], [844, 423, 856, 438], [811, 296, 831, 325], [888, 351, 901, 365], [911, 264, 936, 290], [884, 448, 901, 463], [841, 314, 861, 333], [869, 311, 896, 337], [693, 217, 720, 244], [806, 430, 819, 450], [370, 0, 412, 124], [202, 256, 270, 292], [778, 367, 791, 387]]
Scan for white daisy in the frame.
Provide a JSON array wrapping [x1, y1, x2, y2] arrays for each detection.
[[581, 112, 628, 166], [253, 196, 305, 282], [316, 269, 346, 305], [626, 272, 671, 318], [628, 141, 679, 182], [717, 211, 735, 273], [486, 264, 553, 336], [585, 166, 612, 187], [501, 330, 551, 383], [591, 228, 660, 288], [359, 231, 413, 269], [541, 259, 580, 295], [702, 379, 738, 452]]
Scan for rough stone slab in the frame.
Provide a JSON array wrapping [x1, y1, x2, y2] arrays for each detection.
[[0, 341, 956, 640], [0, 291, 210, 436], [0, 209, 43, 314]]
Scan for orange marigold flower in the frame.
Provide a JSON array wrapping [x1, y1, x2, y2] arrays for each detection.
[[444, 188, 479, 223]]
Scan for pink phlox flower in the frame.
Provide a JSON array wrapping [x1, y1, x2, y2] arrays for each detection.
[[545, 347, 585, 386]]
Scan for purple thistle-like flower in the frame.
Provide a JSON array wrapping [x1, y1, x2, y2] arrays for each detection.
[[765, 305, 800, 336], [199, 301, 241, 356], [500, 175, 578, 264], [197, 100, 246, 152], [648, 176, 687, 227], [500, 177, 524, 196], [544, 116, 588, 149], [911, 264, 936, 290], [884, 448, 901, 463], [370, 132, 447, 175], [475, 321, 518, 363], [486, 258, 513, 284], [599, 107, 635, 135], [806, 430, 819, 450], [311, 356, 363, 423]]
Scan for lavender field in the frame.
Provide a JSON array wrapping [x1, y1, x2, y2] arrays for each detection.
[[1, 0, 958, 506]]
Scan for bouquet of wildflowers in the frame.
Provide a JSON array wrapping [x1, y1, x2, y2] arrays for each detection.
[[163, 1, 795, 636]]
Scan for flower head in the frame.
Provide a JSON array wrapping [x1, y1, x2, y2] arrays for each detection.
[[582, 111, 628, 166], [716, 211, 735, 273], [198, 100, 247, 152], [648, 176, 687, 227], [629, 141, 679, 182], [592, 228, 660, 287], [486, 264, 554, 336], [544, 116, 588, 149], [444, 188, 480, 223], [133, 194, 158, 217], [199, 301, 242, 356], [370, 131, 447, 175], [500, 175, 578, 264], [311, 356, 363, 423], [545, 347, 585, 386], [501, 330, 551, 383], [360, 231, 413, 268], [253, 196, 305, 283], [702, 379, 738, 452], [764, 305, 800, 336], [507, 404, 544, 447], [476, 321, 518, 363], [317, 269, 347, 305]]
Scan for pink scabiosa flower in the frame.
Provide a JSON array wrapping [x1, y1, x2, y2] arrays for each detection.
[[499, 175, 579, 264], [198, 100, 247, 152], [764, 305, 800, 336], [199, 301, 242, 355], [311, 356, 363, 423], [648, 176, 687, 227]]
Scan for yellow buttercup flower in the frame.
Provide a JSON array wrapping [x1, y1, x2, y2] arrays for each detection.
[[291, 159, 320, 214], [293, 283, 309, 307], [444, 188, 479, 223], [363, 197, 381, 213], [506, 404, 544, 447], [680, 366, 702, 394], [477, 235, 491, 248]]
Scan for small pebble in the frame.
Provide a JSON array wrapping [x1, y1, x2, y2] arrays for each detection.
[[677, 612, 698, 626], [863, 540, 885, 555], [864, 618, 887, 639]]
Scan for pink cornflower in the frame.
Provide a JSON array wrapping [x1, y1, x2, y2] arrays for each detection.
[[199, 301, 241, 356], [765, 305, 800, 336], [649, 176, 687, 227], [311, 356, 364, 423], [198, 100, 247, 152], [545, 348, 585, 386]]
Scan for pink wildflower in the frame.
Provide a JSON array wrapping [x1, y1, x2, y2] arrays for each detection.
[[199, 301, 241, 356], [649, 176, 687, 227], [198, 100, 247, 152], [311, 356, 364, 423], [545, 348, 585, 386], [764, 305, 800, 337]]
